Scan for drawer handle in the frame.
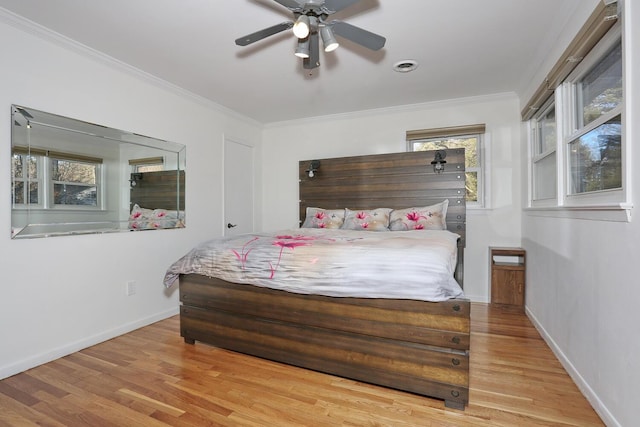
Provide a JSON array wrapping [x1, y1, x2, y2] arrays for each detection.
[[453, 304, 461, 312], [452, 358, 460, 366], [451, 336, 460, 344], [451, 390, 460, 398]]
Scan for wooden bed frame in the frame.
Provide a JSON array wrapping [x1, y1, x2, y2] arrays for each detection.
[[179, 149, 470, 409]]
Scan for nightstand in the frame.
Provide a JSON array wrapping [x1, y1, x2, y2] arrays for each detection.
[[490, 247, 526, 306]]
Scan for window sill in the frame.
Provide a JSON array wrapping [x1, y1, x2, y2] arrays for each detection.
[[12, 207, 106, 212], [524, 204, 632, 222]]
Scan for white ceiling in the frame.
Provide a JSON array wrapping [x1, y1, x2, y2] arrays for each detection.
[[0, 0, 585, 124]]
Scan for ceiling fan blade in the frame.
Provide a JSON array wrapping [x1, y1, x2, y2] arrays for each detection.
[[330, 20, 386, 50], [235, 22, 294, 46], [272, 0, 303, 11], [323, 0, 361, 13], [303, 32, 320, 69]]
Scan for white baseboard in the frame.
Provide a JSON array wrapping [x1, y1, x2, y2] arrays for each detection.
[[0, 307, 179, 380], [466, 294, 490, 303], [525, 306, 619, 427]]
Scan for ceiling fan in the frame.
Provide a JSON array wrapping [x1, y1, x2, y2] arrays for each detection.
[[235, 0, 386, 70]]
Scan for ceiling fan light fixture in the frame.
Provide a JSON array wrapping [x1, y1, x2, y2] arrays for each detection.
[[295, 37, 310, 58], [320, 26, 339, 52], [293, 15, 310, 39], [234, 0, 386, 70]]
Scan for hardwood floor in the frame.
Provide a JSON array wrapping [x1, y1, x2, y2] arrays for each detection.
[[0, 303, 603, 426]]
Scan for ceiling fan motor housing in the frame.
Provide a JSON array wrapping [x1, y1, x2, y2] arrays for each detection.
[[235, 0, 386, 70]]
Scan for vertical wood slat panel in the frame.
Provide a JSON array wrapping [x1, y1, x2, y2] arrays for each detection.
[[130, 170, 185, 211], [299, 149, 466, 245]]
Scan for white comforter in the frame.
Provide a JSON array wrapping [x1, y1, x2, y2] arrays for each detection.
[[164, 228, 464, 302]]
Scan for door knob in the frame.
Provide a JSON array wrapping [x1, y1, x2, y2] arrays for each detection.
[[227, 223, 237, 228]]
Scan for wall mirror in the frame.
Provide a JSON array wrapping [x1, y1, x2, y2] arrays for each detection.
[[11, 105, 186, 239]]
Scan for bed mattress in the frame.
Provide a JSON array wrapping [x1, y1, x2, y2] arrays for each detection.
[[164, 228, 463, 302]]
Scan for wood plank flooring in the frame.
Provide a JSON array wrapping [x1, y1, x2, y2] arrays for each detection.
[[0, 303, 604, 426]]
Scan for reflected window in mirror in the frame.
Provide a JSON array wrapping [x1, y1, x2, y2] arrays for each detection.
[[11, 105, 186, 238], [130, 156, 164, 173], [11, 149, 40, 206]]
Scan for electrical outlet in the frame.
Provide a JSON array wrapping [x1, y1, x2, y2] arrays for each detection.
[[126, 281, 137, 296]]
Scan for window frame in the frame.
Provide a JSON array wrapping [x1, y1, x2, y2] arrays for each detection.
[[529, 97, 558, 207], [129, 156, 165, 173], [562, 25, 625, 208], [11, 152, 43, 208], [407, 124, 487, 209], [11, 149, 104, 211], [49, 156, 102, 209], [526, 20, 630, 220]]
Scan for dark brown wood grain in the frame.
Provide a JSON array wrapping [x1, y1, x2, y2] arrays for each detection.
[[130, 170, 185, 211], [299, 150, 466, 238], [178, 150, 471, 409], [179, 275, 470, 408]]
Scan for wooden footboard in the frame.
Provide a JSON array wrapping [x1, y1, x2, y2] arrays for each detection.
[[179, 274, 470, 409]]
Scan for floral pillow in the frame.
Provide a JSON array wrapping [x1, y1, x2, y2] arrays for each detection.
[[128, 204, 153, 230], [129, 205, 183, 229], [389, 200, 449, 231], [149, 209, 181, 229], [301, 207, 345, 229], [341, 208, 391, 231]]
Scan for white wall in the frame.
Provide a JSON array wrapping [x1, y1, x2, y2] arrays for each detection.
[[261, 94, 523, 302], [5, 3, 632, 425], [521, 1, 638, 426], [0, 15, 262, 379]]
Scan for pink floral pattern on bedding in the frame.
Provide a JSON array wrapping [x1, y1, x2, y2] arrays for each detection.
[[163, 228, 464, 302], [389, 200, 449, 231], [341, 208, 391, 231], [233, 234, 319, 278], [271, 235, 314, 278], [129, 204, 185, 230], [301, 208, 345, 229]]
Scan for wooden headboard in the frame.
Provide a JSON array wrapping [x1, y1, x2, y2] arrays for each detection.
[[130, 170, 185, 211], [299, 149, 466, 286]]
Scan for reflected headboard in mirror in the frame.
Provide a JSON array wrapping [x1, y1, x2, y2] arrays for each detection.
[[10, 105, 186, 238]]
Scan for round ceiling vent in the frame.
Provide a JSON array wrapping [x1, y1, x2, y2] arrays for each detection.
[[393, 60, 419, 73]]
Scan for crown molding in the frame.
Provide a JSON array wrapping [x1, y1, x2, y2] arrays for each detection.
[[264, 92, 518, 129], [0, 7, 262, 128]]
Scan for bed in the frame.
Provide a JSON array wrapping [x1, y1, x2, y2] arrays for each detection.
[[166, 149, 470, 409], [128, 170, 185, 229]]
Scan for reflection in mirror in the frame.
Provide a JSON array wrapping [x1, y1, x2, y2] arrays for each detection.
[[11, 105, 186, 238]]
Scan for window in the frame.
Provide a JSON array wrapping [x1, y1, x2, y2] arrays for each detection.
[[531, 99, 557, 203], [407, 124, 485, 207], [51, 157, 99, 207], [567, 39, 622, 197], [526, 12, 627, 218], [129, 156, 164, 173], [11, 151, 41, 206], [11, 147, 102, 210]]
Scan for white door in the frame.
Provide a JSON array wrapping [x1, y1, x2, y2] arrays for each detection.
[[224, 138, 254, 236]]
